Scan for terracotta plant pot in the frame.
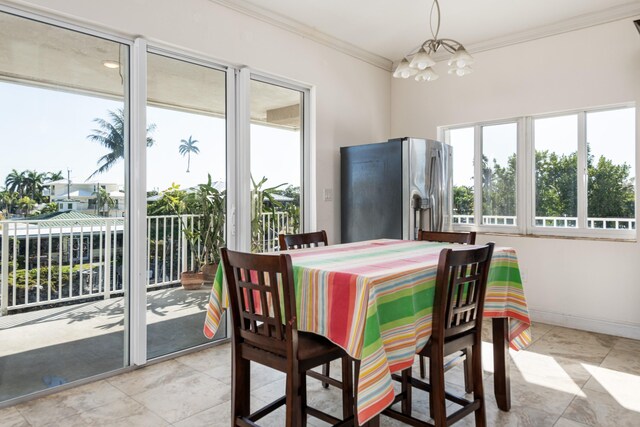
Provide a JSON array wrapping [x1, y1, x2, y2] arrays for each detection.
[[181, 271, 204, 290], [202, 263, 218, 285]]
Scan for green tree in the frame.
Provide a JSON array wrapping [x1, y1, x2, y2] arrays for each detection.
[[5, 169, 26, 198], [93, 186, 115, 216], [251, 176, 284, 253], [17, 196, 36, 216], [587, 154, 635, 218], [47, 170, 64, 182], [178, 135, 200, 173], [453, 185, 474, 216], [535, 150, 577, 217], [87, 108, 157, 179], [24, 170, 47, 202]]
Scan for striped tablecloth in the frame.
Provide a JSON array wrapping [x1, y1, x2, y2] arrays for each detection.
[[203, 239, 531, 424]]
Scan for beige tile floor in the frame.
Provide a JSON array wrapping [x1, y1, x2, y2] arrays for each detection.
[[2, 322, 640, 426]]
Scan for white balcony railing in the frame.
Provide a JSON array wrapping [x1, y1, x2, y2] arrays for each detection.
[[452, 215, 636, 230], [0, 212, 293, 315]]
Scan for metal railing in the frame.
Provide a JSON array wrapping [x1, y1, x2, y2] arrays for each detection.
[[452, 215, 636, 230], [0, 212, 293, 315]]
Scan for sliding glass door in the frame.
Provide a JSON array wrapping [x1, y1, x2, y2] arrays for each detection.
[[145, 51, 227, 358], [0, 10, 130, 401], [248, 78, 305, 253]]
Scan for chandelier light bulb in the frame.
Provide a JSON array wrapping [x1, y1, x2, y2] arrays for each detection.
[[449, 65, 473, 77], [393, 58, 412, 79], [448, 47, 474, 69], [409, 47, 436, 70], [415, 67, 439, 82]]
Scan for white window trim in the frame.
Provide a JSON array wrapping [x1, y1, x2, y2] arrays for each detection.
[[440, 103, 636, 240]]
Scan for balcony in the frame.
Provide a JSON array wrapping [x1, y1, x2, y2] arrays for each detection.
[[0, 212, 290, 403]]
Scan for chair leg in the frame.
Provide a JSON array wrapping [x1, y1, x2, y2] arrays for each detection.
[[419, 355, 426, 379], [301, 372, 308, 427], [401, 368, 412, 415], [341, 356, 354, 419], [463, 347, 474, 394], [472, 343, 486, 427], [285, 368, 304, 427], [232, 347, 250, 424], [429, 352, 447, 427], [322, 362, 331, 389]]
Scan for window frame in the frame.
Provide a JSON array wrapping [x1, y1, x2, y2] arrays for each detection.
[[439, 103, 636, 239]]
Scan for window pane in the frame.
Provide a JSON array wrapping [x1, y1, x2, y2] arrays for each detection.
[[586, 108, 636, 230], [533, 115, 578, 228], [250, 80, 302, 253], [448, 127, 474, 224], [481, 123, 517, 225], [145, 53, 227, 358]]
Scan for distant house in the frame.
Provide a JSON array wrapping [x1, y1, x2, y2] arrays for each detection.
[[44, 180, 125, 217]]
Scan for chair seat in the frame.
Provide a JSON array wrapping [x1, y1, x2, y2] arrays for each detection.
[[247, 325, 345, 370]]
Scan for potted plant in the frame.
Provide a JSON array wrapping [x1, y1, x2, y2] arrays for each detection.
[[159, 175, 225, 290]]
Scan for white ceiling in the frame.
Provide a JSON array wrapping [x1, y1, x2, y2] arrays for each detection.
[[214, 0, 640, 67]]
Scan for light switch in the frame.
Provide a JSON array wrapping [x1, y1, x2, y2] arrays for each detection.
[[323, 188, 333, 201]]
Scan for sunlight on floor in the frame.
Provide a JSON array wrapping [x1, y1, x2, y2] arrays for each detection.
[[582, 364, 640, 412]]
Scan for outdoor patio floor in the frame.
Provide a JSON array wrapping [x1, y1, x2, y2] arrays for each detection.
[[0, 285, 224, 403], [1, 322, 640, 426]]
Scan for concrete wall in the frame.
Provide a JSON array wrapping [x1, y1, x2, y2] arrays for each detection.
[[4, 0, 391, 244], [391, 18, 640, 339]]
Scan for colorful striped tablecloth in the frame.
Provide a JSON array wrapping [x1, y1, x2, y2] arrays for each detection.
[[203, 239, 531, 424]]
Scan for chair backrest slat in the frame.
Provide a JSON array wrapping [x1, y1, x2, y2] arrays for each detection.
[[222, 248, 297, 355], [418, 230, 476, 245], [432, 243, 494, 341], [279, 230, 328, 250]]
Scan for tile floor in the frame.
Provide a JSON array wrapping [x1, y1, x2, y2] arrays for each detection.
[[2, 322, 640, 426]]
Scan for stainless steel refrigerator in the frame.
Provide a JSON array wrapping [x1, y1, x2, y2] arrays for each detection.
[[340, 137, 453, 243]]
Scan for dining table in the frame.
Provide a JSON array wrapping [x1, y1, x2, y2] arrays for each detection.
[[203, 239, 531, 425]]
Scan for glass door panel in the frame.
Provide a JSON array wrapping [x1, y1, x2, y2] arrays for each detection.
[[0, 11, 129, 402], [249, 79, 303, 252], [145, 52, 227, 358]]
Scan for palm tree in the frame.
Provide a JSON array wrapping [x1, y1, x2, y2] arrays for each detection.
[[5, 169, 26, 198], [178, 135, 200, 173], [92, 186, 115, 217], [87, 108, 156, 179], [24, 170, 47, 202], [47, 170, 64, 182]]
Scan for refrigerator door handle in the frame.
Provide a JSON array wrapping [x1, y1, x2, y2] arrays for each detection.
[[430, 149, 444, 231]]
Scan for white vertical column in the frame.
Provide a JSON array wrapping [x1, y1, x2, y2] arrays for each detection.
[[235, 68, 251, 252], [129, 37, 148, 366], [577, 112, 588, 230], [1, 224, 9, 316]]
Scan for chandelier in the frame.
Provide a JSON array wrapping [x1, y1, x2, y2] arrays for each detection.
[[393, 0, 473, 82]]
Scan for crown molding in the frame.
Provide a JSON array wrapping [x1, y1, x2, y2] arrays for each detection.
[[208, 0, 393, 71], [465, 2, 640, 55], [212, 0, 640, 71]]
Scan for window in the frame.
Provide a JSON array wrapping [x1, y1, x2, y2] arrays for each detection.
[[481, 123, 518, 226], [534, 115, 578, 227], [449, 127, 474, 224], [441, 105, 636, 238]]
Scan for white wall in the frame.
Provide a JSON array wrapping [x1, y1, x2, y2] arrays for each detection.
[[392, 18, 640, 339], [4, 0, 391, 244]]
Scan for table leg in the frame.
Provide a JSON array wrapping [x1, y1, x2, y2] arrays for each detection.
[[492, 317, 511, 411]]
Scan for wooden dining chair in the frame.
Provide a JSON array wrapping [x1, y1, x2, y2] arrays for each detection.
[[417, 229, 476, 388], [279, 230, 328, 250], [278, 230, 335, 390], [383, 243, 495, 427], [221, 247, 354, 426]]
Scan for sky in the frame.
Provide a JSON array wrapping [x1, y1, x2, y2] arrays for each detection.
[[0, 82, 301, 195]]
